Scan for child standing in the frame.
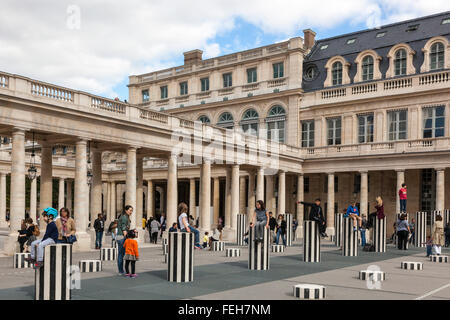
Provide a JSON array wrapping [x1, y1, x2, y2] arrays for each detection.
[[202, 232, 209, 248], [123, 229, 139, 278], [425, 236, 433, 257]]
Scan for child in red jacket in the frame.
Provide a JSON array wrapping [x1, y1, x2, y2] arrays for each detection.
[[123, 229, 139, 278]]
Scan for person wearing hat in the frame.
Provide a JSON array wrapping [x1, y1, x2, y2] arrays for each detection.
[[25, 207, 59, 268]]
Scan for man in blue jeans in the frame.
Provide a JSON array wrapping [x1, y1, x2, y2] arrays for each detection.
[[94, 214, 105, 249], [117, 205, 133, 275]]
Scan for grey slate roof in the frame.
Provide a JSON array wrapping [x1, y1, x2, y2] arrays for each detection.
[[302, 11, 450, 92]]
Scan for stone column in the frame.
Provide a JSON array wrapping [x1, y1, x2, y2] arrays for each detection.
[[213, 177, 220, 227], [436, 168, 445, 211], [296, 174, 304, 238], [125, 147, 137, 229], [105, 182, 111, 220], [166, 154, 178, 228], [247, 170, 255, 222], [0, 172, 7, 229], [231, 165, 240, 230], [200, 159, 211, 232], [396, 170, 405, 213], [239, 176, 246, 214], [58, 178, 65, 210], [66, 180, 72, 213], [327, 172, 335, 236], [256, 167, 265, 202], [278, 170, 286, 216], [40, 142, 52, 227], [136, 156, 144, 229], [90, 150, 102, 229], [266, 175, 275, 214], [225, 167, 231, 229], [147, 179, 154, 219], [189, 178, 196, 220], [110, 181, 116, 221], [360, 171, 368, 217], [74, 139, 90, 251], [30, 175, 37, 221]]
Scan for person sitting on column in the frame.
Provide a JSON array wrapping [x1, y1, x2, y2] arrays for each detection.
[[251, 200, 269, 243], [268, 212, 277, 244], [432, 215, 444, 256], [367, 196, 385, 229], [117, 205, 133, 276], [345, 200, 362, 232], [55, 208, 76, 244], [275, 214, 287, 246], [25, 207, 59, 268], [398, 183, 407, 213], [123, 229, 139, 278], [299, 199, 327, 238], [209, 225, 221, 250], [178, 202, 202, 250]]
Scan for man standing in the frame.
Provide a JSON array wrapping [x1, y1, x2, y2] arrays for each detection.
[[268, 212, 277, 244], [399, 183, 407, 213], [300, 199, 328, 238], [94, 214, 105, 250]]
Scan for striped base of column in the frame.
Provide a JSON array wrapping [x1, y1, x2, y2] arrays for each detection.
[[342, 217, 358, 257], [236, 214, 247, 246], [79, 260, 102, 272], [430, 255, 448, 263], [168, 232, 194, 282], [226, 248, 241, 257], [100, 248, 117, 261], [401, 261, 423, 270], [372, 218, 386, 253], [334, 214, 343, 247], [248, 227, 270, 270], [359, 270, 385, 281], [111, 240, 117, 249], [285, 213, 293, 247], [414, 212, 427, 248], [304, 220, 320, 262], [14, 253, 32, 269], [271, 245, 285, 253], [163, 244, 168, 255], [212, 241, 225, 251], [293, 284, 326, 300]]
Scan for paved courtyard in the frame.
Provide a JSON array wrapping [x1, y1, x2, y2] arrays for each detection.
[[0, 239, 449, 300]]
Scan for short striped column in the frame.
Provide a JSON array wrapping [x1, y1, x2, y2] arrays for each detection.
[[285, 213, 293, 246], [14, 253, 32, 268], [414, 211, 427, 248], [359, 270, 385, 281], [111, 239, 117, 249], [79, 260, 102, 272], [248, 226, 270, 270], [212, 241, 225, 251], [401, 261, 423, 270], [272, 244, 285, 253], [293, 284, 325, 300], [168, 232, 194, 282], [100, 247, 117, 261], [163, 243, 168, 255], [303, 220, 320, 262], [334, 213, 343, 247], [372, 217, 386, 253], [342, 217, 358, 256], [236, 214, 247, 246], [430, 255, 448, 263], [226, 248, 241, 257], [35, 244, 72, 300]]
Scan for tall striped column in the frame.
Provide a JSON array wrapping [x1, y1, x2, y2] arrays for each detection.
[[35, 244, 72, 300], [168, 232, 194, 282], [236, 214, 247, 246], [248, 226, 270, 270], [342, 218, 358, 256], [334, 213, 343, 247], [372, 217, 386, 253], [303, 221, 320, 262], [414, 211, 427, 248], [285, 213, 293, 247]]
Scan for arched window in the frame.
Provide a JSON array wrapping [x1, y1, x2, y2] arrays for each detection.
[[266, 105, 286, 142], [332, 62, 343, 85], [197, 115, 210, 124], [430, 42, 445, 70], [361, 56, 374, 81], [217, 112, 234, 129], [394, 49, 407, 76], [240, 109, 259, 136]]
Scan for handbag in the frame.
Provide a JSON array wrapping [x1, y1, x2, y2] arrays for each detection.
[[66, 235, 77, 244]]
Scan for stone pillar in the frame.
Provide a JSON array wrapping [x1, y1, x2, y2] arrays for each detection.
[[125, 147, 137, 229], [110, 181, 116, 221], [360, 171, 368, 217], [105, 182, 111, 220], [57, 178, 65, 210], [225, 167, 231, 229], [30, 176, 37, 222], [188, 178, 196, 220], [0, 173, 8, 229], [147, 180, 154, 219], [136, 156, 144, 229], [396, 170, 405, 213], [278, 170, 286, 216], [327, 172, 335, 236], [256, 167, 265, 202], [90, 151, 102, 228], [66, 180, 72, 213], [231, 165, 240, 230], [266, 175, 275, 214], [296, 174, 304, 238], [200, 159, 211, 232], [436, 168, 445, 212], [239, 176, 246, 215], [40, 142, 52, 229], [166, 154, 178, 228], [213, 177, 220, 227], [74, 140, 90, 251], [247, 170, 256, 224]]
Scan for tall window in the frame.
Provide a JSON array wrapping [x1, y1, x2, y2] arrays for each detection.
[[160, 86, 168, 99], [142, 89, 149, 102], [223, 73, 232, 88], [200, 77, 210, 92], [217, 112, 234, 129], [266, 105, 286, 143], [394, 49, 407, 76], [301, 120, 315, 147], [197, 115, 210, 124], [358, 114, 374, 143], [332, 62, 343, 85], [241, 109, 259, 136], [179, 82, 188, 95], [362, 56, 374, 81], [388, 110, 407, 141], [273, 62, 284, 78], [423, 106, 445, 138], [430, 42, 445, 71], [247, 68, 257, 83], [327, 117, 341, 145], [304, 176, 310, 193]]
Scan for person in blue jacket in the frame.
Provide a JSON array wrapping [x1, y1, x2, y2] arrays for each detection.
[[25, 207, 59, 268], [345, 201, 362, 231]]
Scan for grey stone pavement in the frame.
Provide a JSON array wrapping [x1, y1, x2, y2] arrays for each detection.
[[0, 238, 449, 300]]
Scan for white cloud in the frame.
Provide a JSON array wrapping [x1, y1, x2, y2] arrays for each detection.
[[0, 0, 448, 99]]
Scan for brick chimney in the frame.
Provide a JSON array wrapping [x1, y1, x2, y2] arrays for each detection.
[[303, 29, 316, 50], [183, 49, 203, 66]]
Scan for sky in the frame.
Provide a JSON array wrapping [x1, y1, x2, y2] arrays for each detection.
[[0, 0, 449, 101]]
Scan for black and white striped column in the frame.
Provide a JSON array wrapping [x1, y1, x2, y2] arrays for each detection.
[[272, 244, 285, 253], [334, 213, 343, 247], [430, 255, 448, 263], [293, 284, 325, 300], [163, 243, 168, 255], [79, 260, 102, 272], [226, 248, 241, 257], [35, 244, 72, 300], [168, 232, 194, 282], [401, 261, 423, 270], [100, 247, 117, 261], [303, 220, 320, 262], [359, 270, 386, 281], [236, 214, 247, 246], [372, 217, 386, 253], [414, 211, 427, 248], [285, 213, 293, 246], [14, 253, 32, 268], [111, 239, 117, 249], [248, 226, 270, 270], [212, 241, 225, 251], [342, 217, 358, 257]]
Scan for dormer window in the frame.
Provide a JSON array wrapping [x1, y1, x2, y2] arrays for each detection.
[[362, 56, 374, 81], [394, 49, 407, 76], [320, 44, 328, 50], [442, 18, 450, 25], [332, 62, 343, 85], [430, 42, 445, 70], [406, 24, 419, 32], [346, 38, 356, 44], [376, 32, 386, 38]]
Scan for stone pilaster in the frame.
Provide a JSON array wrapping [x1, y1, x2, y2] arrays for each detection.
[[125, 147, 137, 229], [278, 170, 286, 216], [326, 172, 335, 236], [166, 154, 178, 228]]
